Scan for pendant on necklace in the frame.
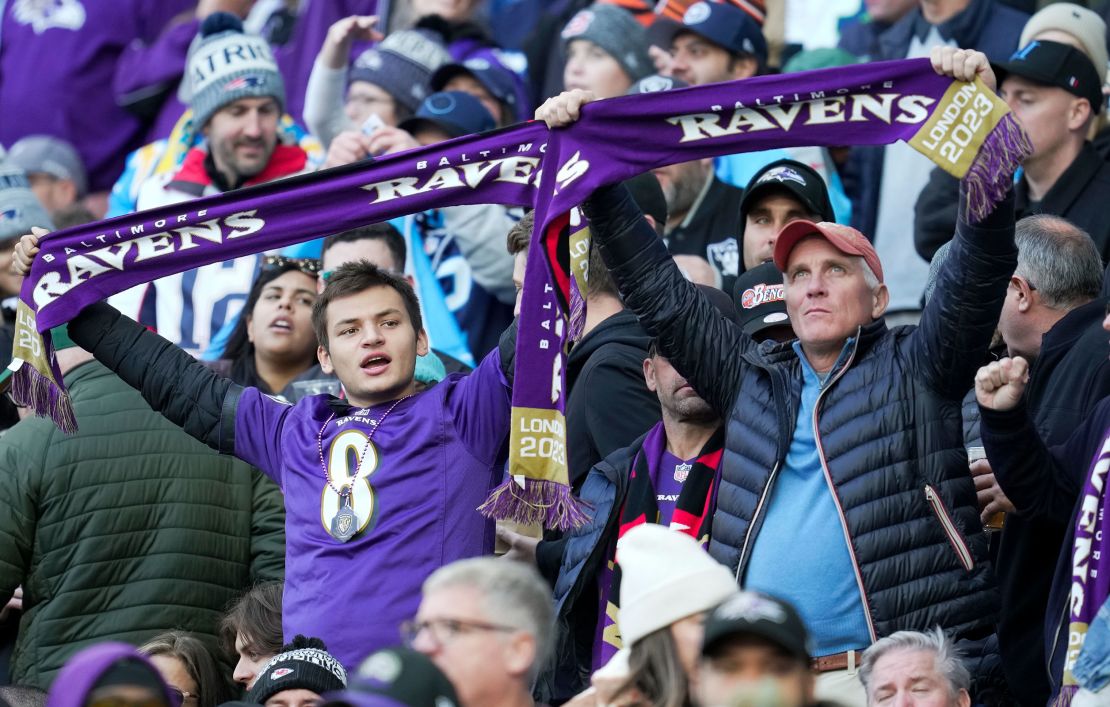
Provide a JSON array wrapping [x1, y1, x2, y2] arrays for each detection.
[[330, 487, 360, 542]]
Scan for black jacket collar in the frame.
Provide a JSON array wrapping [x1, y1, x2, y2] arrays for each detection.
[[1016, 142, 1105, 218]]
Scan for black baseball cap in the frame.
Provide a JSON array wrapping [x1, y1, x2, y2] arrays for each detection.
[[650, 1, 767, 66], [994, 40, 1103, 115], [322, 648, 458, 707], [732, 262, 790, 337], [739, 159, 835, 230], [399, 91, 496, 139], [702, 591, 812, 662], [625, 172, 668, 229]]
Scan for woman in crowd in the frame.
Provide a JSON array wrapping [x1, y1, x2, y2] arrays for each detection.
[[578, 525, 739, 707], [561, 4, 652, 99], [220, 582, 285, 690], [211, 257, 320, 398], [139, 631, 236, 707]]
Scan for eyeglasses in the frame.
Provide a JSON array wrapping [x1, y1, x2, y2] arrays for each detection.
[[166, 687, 198, 705], [400, 617, 517, 647], [263, 255, 321, 277]]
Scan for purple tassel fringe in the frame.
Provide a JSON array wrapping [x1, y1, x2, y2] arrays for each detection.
[[478, 477, 591, 530], [10, 363, 77, 433], [568, 275, 586, 343], [963, 112, 1033, 223]]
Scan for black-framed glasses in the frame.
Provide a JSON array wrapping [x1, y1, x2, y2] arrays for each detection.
[[263, 255, 321, 277], [400, 617, 517, 647]]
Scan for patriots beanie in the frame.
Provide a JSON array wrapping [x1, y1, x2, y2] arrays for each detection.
[[0, 166, 53, 244], [350, 30, 451, 114], [187, 13, 285, 129]]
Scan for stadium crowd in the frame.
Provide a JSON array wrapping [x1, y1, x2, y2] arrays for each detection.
[[2, 0, 1110, 706]]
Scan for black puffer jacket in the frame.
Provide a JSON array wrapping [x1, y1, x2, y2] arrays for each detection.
[[583, 183, 1013, 684]]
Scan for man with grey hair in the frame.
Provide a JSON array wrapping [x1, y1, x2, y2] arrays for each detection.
[[859, 628, 971, 707], [538, 47, 1008, 706], [407, 557, 552, 707], [969, 215, 1110, 705]]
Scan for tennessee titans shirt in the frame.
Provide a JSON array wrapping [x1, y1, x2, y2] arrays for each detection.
[[233, 350, 511, 668]]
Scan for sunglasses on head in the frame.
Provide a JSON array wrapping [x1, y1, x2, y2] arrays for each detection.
[[263, 255, 321, 277]]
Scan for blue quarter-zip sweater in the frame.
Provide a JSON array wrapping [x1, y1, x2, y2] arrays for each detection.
[[744, 341, 872, 656]]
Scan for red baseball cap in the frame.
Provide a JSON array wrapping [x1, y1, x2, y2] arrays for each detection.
[[772, 220, 884, 283]]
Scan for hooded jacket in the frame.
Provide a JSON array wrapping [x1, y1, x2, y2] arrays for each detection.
[[0, 362, 285, 688], [582, 181, 1012, 690], [566, 310, 661, 489]]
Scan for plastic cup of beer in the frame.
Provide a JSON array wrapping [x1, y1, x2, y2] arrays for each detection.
[[968, 446, 1005, 532]]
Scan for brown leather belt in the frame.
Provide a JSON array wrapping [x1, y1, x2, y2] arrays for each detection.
[[811, 650, 862, 673]]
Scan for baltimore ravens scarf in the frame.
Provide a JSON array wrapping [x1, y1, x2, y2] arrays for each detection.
[[10, 59, 1029, 531]]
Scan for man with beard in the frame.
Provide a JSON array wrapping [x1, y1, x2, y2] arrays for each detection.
[[536, 288, 740, 702], [110, 14, 314, 356]]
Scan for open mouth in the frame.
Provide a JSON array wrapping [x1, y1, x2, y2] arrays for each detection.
[[269, 317, 293, 333], [360, 353, 392, 375]]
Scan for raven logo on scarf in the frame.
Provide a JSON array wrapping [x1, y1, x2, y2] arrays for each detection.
[[9, 59, 1030, 531]]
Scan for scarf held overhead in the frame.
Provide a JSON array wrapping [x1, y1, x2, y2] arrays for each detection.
[[12, 59, 1030, 529]]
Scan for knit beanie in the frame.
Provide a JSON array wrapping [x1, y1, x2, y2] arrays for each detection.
[[1020, 3, 1109, 83], [248, 636, 347, 704], [616, 524, 738, 648], [0, 166, 54, 244], [561, 4, 653, 83], [187, 13, 286, 129], [350, 31, 452, 114]]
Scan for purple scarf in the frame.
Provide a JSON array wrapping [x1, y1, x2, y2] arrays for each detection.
[[11, 59, 1030, 529], [1057, 430, 1110, 706]]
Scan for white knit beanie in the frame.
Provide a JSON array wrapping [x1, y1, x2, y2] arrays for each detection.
[[616, 524, 738, 648]]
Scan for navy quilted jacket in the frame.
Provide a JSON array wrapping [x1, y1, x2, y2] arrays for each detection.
[[583, 182, 1013, 681]]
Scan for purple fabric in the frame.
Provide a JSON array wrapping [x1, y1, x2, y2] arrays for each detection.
[[654, 449, 689, 524], [46, 642, 173, 707], [112, 18, 198, 142], [1062, 431, 1110, 701], [274, 0, 379, 124], [233, 351, 510, 668], [0, 0, 194, 191], [16, 59, 1029, 523]]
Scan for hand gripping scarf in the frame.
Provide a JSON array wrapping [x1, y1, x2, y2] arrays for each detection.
[[10, 59, 1030, 530]]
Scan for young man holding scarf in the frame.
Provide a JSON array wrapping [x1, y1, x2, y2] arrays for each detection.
[[10, 246, 515, 671], [111, 13, 314, 357], [536, 46, 1013, 705], [534, 286, 739, 703]]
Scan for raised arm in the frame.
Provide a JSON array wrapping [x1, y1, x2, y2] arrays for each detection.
[[977, 357, 1090, 523], [581, 183, 749, 419], [913, 183, 1016, 400], [66, 301, 241, 454]]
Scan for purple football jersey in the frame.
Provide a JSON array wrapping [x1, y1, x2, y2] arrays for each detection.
[[234, 350, 510, 668]]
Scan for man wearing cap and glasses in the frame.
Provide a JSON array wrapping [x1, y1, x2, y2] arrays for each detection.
[[538, 46, 1011, 705]]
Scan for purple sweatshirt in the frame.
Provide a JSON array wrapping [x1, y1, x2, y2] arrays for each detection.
[[0, 0, 192, 191], [234, 350, 511, 668]]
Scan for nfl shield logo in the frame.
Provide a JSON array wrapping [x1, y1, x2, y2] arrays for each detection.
[[674, 462, 692, 483]]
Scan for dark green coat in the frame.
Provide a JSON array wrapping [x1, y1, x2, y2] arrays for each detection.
[[0, 361, 284, 688]]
